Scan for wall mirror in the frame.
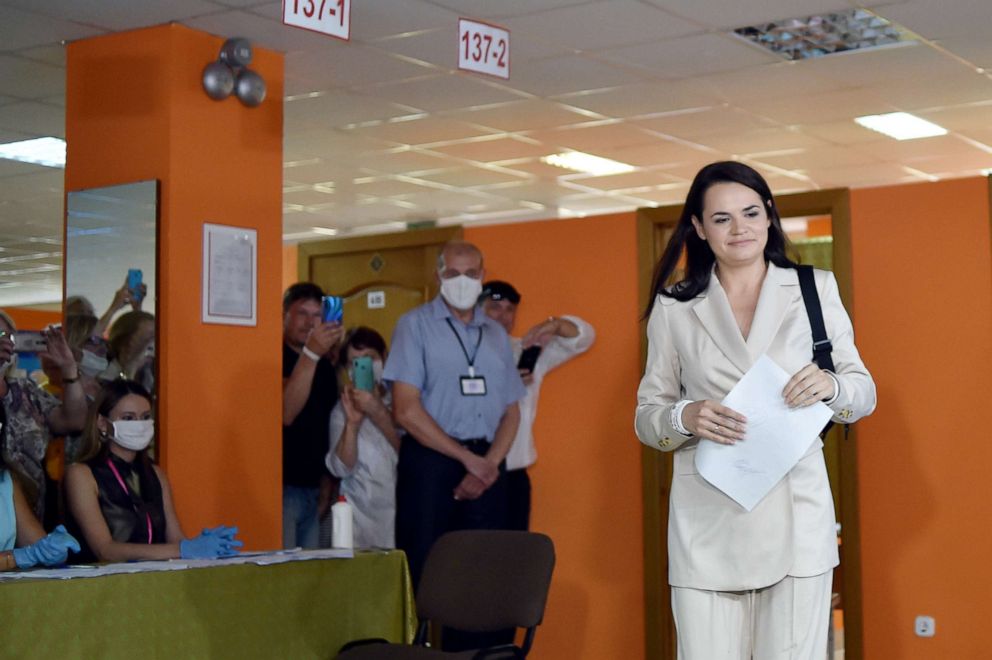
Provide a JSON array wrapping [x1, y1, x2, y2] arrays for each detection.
[[64, 180, 158, 400]]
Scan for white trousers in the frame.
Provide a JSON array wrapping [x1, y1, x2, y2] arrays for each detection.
[[671, 572, 833, 660]]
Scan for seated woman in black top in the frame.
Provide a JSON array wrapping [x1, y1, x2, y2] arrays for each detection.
[[65, 379, 241, 562]]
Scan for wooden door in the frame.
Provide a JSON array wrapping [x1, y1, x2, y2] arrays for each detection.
[[636, 189, 864, 660], [297, 227, 462, 347]]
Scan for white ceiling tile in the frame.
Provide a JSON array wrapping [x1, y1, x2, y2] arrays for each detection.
[[872, 72, 992, 111], [425, 136, 551, 162], [374, 23, 571, 67], [14, 45, 67, 68], [481, 180, 582, 206], [687, 60, 849, 103], [426, 0, 591, 20], [697, 128, 831, 155], [283, 129, 388, 161], [503, 54, 645, 97], [937, 36, 992, 70], [442, 99, 597, 132], [645, 0, 854, 30], [354, 73, 525, 113], [560, 169, 686, 192], [286, 44, 435, 90], [743, 88, 899, 125], [553, 81, 719, 119], [848, 134, 992, 161], [802, 120, 889, 145], [917, 103, 992, 132], [798, 42, 964, 88], [751, 145, 884, 171], [285, 91, 415, 129], [528, 121, 655, 154], [354, 177, 443, 197], [184, 9, 336, 54], [0, 56, 65, 99], [282, 187, 336, 206], [0, 6, 102, 50], [802, 161, 923, 187], [343, 115, 496, 146], [635, 106, 779, 138], [415, 166, 531, 188], [599, 139, 719, 169], [336, 0, 461, 41], [902, 151, 992, 175], [501, 2, 701, 52], [876, 0, 992, 40], [598, 33, 780, 79], [2, 0, 222, 32], [0, 101, 65, 137]]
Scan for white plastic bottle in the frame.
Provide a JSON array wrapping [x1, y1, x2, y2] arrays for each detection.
[[331, 495, 354, 550]]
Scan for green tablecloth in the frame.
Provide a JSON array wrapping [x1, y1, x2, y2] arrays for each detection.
[[0, 550, 416, 659]]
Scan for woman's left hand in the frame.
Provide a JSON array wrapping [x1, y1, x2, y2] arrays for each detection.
[[783, 363, 836, 408], [41, 326, 77, 374]]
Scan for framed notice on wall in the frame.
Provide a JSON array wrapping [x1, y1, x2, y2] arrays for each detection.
[[202, 223, 257, 326]]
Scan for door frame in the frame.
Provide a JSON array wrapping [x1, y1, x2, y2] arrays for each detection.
[[636, 188, 863, 660], [297, 226, 463, 284]]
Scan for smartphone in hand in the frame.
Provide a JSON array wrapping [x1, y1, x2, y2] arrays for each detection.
[[351, 356, 375, 392], [127, 269, 144, 302], [321, 295, 343, 324], [13, 331, 47, 353], [517, 345, 542, 373]]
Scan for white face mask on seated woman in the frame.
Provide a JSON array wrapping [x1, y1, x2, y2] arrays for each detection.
[[111, 419, 154, 452]]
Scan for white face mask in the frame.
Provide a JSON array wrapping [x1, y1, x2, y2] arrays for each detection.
[[440, 274, 483, 311], [111, 419, 155, 452], [79, 350, 109, 377]]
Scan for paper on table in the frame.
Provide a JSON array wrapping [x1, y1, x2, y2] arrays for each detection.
[[694, 354, 833, 511]]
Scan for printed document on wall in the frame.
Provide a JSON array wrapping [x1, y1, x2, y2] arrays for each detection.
[[695, 354, 833, 511]]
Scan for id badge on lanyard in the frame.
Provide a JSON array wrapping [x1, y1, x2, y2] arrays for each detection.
[[447, 319, 487, 397]]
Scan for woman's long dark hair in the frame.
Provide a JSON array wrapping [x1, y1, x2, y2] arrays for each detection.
[[643, 161, 798, 318]]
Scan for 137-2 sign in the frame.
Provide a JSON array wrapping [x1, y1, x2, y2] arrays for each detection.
[[283, 0, 350, 41], [458, 19, 509, 79]]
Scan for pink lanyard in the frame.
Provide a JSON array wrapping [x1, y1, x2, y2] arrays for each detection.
[[106, 458, 153, 544]]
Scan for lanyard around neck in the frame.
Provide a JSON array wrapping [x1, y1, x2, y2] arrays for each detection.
[[106, 458, 153, 544], [445, 318, 484, 377]]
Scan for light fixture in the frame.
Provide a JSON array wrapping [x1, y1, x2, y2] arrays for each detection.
[[310, 227, 339, 236], [0, 137, 66, 168], [202, 38, 267, 107], [540, 151, 635, 176], [854, 112, 947, 140], [733, 9, 913, 61]]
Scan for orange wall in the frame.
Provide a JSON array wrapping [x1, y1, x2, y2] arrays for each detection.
[[465, 214, 645, 660], [4, 308, 61, 330], [850, 178, 992, 658], [66, 25, 284, 549]]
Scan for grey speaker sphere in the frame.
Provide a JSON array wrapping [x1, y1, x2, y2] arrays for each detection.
[[202, 61, 234, 100], [220, 38, 253, 68], [235, 69, 266, 107]]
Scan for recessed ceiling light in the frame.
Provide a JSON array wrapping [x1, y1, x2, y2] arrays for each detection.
[[311, 226, 339, 236], [854, 112, 947, 140], [733, 9, 913, 61], [0, 137, 66, 168], [540, 151, 635, 176]]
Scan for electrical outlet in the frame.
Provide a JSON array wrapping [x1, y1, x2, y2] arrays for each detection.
[[915, 615, 935, 637]]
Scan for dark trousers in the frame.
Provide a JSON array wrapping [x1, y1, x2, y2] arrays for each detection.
[[504, 468, 531, 531], [395, 435, 508, 591]]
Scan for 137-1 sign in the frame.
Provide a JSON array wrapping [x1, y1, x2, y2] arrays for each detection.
[[283, 0, 350, 41], [458, 18, 509, 79]]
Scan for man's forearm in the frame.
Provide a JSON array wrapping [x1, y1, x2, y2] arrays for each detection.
[[486, 402, 520, 465], [394, 397, 471, 463]]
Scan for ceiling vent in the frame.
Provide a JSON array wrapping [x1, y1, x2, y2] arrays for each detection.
[[733, 9, 913, 61]]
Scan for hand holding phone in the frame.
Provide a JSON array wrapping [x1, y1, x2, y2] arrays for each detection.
[[517, 345, 542, 374], [351, 356, 375, 392], [321, 295, 343, 324]]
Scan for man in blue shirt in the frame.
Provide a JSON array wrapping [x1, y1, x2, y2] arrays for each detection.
[[384, 241, 525, 592]]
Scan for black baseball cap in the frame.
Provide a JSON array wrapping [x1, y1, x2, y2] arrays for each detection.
[[479, 280, 521, 305]]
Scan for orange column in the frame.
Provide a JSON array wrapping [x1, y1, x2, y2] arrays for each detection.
[[65, 24, 284, 549]]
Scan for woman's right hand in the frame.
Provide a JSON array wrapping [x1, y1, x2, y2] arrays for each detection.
[[340, 387, 365, 425], [682, 400, 747, 445]]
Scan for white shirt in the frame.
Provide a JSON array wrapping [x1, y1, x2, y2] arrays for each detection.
[[506, 315, 595, 471], [326, 396, 398, 549]]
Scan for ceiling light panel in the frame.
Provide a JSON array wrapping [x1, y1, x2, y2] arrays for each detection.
[[0, 137, 65, 167], [854, 112, 948, 140], [540, 151, 635, 176]]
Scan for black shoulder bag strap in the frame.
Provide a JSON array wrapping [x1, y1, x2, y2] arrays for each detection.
[[796, 265, 841, 437]]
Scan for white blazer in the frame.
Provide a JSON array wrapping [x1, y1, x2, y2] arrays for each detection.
[[635, 263, 876, 591]]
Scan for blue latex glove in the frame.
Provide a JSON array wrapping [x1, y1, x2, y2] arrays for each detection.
[[180, 526, 243, 559], [12, 525, 81, 568]]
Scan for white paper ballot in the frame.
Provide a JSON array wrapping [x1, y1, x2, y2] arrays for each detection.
[[695, 354, 834, 511]]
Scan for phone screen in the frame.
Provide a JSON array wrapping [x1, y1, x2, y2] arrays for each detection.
[[322, 295, 344, 324], [517, 345, 542, 373]]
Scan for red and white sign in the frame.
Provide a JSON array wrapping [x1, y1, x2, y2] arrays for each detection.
[[283, 0, 351, 41], [458, 18, 509, 80]]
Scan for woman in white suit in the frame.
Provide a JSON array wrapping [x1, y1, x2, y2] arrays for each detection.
[[636, 161, 876, 659]]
